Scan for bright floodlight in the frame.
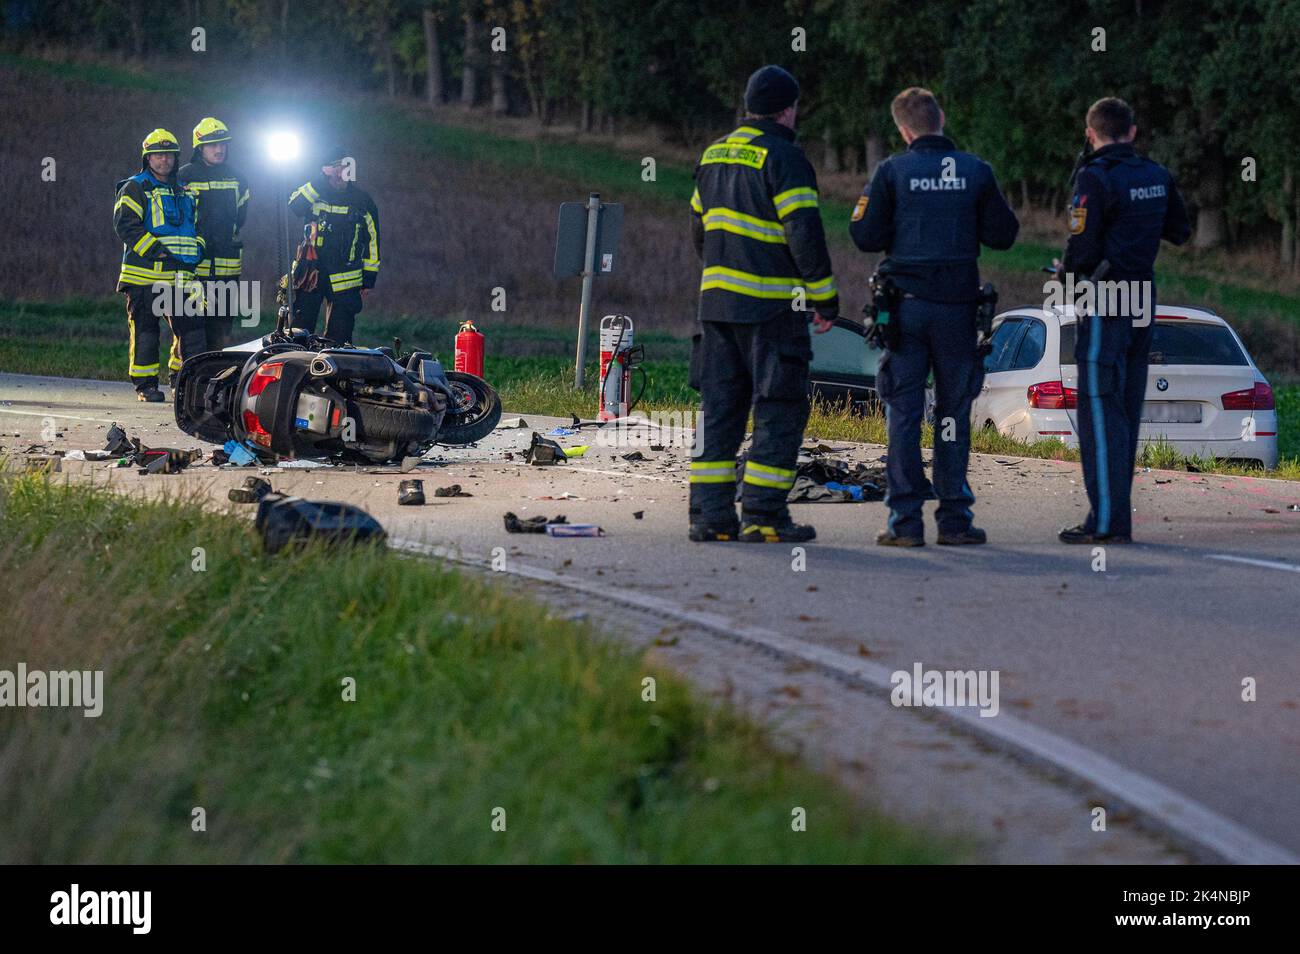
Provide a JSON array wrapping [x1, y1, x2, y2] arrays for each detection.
[[267, 131, 300, 162]]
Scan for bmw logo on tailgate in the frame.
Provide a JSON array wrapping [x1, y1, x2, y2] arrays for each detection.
[[1156, 377, 1169, 391]]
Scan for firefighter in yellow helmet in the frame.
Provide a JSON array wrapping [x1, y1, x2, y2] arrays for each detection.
[[179, 117, 250, 350], [113, 128, 207, 401]]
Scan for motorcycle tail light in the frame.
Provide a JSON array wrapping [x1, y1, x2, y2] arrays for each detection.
[[242, 410, 272, 447], [247, 361, 285, 397]]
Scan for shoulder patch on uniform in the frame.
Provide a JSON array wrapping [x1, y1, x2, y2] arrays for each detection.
[[1068, 204, 1087, 234], [851, 195, 869, 221]]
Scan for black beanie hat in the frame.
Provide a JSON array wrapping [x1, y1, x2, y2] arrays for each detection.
[[744, 65, 800, 116], [320, 145, 348, 167]]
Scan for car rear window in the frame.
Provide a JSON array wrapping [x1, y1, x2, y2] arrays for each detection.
[[1059, 320, 1247, 366], [1148, 321, 1247, 365]]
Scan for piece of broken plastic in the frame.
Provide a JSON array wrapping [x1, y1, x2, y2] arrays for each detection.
[[222, 440, 258, 467], [545, 523, 604, 537]]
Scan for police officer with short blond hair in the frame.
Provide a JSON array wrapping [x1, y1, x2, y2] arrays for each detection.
[[851, 87, 1018, 546]]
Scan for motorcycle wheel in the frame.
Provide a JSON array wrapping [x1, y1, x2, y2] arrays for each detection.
[[351, 399, 438, 444], [438, 371, 502, 446]]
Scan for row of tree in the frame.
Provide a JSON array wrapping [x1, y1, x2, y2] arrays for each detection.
[[8, 0, 1300, 261]]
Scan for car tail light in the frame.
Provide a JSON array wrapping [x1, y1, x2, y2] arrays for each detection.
[[242, 410, 272, 447], [1221, 382, 1273, 411], [247, 360, 285, 397], [1028, 381, 1077, 410]]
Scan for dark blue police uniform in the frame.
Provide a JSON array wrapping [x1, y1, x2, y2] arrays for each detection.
[[1061, 143, 1191, 540], [850, 134, 1019, 541]]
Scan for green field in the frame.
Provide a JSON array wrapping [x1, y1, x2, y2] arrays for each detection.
[[0, 475, 946, 863]]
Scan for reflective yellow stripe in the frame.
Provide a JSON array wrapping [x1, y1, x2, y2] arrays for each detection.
[[700, 266, 800, 300], [725, 126, 763, 143], [116, 194, 144, 218], [700, 142, 769, 169], [743, 460, 797, 490], [314, 202, 350, 215], [120, 263, 177, 284], [702, 207, 787, 244], [329, 269, 363, 291], [291, 182, 321, 205], [132, 234, 157, 255], [689, 459, 736, 483], [805, 275, 838, 301], [238, 188, 250, 207], [745, 461, 795, 479], [157, 236, 202, 256], [362, 211, 379, 271], [690, 188, 703, 214], [185, 180, 239, 190], [773, 186, 819, 218]]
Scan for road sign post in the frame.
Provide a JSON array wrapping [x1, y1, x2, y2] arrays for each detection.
[[554, 194, 623, 389]]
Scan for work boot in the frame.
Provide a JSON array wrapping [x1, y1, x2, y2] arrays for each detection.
[[136, 385, 165, 403], [688, 521, 740, 542], [738, 515, 816, 543], [876, 530, 924, 547], [1058, 525, 1131, 545], [936, 526, 987, 546]]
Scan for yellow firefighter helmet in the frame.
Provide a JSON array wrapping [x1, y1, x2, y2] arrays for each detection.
[[141, 128, 181, 156], [192, 117, 232, 148]]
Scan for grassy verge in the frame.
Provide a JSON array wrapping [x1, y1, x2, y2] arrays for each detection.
[[4, 296, 1296, 479], [0, 474, 945, 863]]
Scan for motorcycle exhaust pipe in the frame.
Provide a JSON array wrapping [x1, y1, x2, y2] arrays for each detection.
[[309, 356, 338, 378]]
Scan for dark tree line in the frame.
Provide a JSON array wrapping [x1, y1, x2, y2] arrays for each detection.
[[7, 0, 1300, 261]]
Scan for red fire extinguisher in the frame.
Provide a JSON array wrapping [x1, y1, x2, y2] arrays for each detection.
[[598, 315, 633, 421], [454, 320, 484, 377]]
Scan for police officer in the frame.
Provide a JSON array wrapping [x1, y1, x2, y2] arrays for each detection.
[[113, 128, 207, 401], [287, 146, 380, 344], [1056, 97, 1191, 544], [851, 88, 1019, 546], [179, 117, 250, 351], [688, 65, 838, 544]]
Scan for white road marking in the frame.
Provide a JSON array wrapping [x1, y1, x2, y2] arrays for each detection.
[[0, 408, 118, 424], [391, 533, 1299, 865], [1207, 554, 1300, 574]]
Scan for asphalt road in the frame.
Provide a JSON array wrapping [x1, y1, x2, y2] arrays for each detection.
[[4, 370, 1298, 863]]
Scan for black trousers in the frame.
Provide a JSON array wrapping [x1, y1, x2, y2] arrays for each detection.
[[688, 314, 812, 525], [292, 285, 363, 344], [875, 298, 983, 538], [124, 286, 206, 389]]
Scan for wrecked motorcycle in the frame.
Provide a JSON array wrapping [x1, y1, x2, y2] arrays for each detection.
[[173, 327, 502, 464]]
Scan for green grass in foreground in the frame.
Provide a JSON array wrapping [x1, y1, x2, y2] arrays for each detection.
[[0, 475, 946, 863], [3, 296, 1297, 478]]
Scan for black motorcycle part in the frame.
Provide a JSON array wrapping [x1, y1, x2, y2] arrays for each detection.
[[438, 371, 502, 446]]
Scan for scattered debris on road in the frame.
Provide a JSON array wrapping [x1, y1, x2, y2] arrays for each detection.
[[525, 432, 568, 465], [229, 476, 274, 504], [546, 523, 605, 537], [256, 495, 386, 553], [504, 511, 568, 533], [498, 417, 529, 429], [434, 483, 473, 497], [398, 479, 426, 506]]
